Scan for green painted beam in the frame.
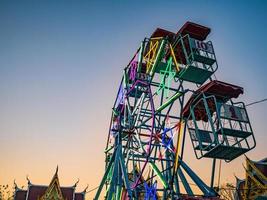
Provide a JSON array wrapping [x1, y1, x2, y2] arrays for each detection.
[[119, 146, 132, 198], [94, 151, 116, 199], [115, 186, 122, 200], [149, 161, 168, 188], [156, 91, 183, 113]]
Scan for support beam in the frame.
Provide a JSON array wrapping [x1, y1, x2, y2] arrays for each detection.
[[210, 158, 216, 188], [94, 151, 116, 200], [156, 91, 184, 113], [149, 162, 168, 189]]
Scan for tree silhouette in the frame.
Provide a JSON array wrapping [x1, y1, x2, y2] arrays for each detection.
[[0, 185, 14, 200]]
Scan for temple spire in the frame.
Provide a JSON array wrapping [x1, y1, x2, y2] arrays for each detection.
[[83, 184, 89, 193], [14, 179, 18, 190], [55, 165, 59, 176], [73, 178, 79, 188], [26, 175, 31, 185]]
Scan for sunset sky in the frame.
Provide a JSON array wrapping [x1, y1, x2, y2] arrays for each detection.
[[0, 1, 267, 199]]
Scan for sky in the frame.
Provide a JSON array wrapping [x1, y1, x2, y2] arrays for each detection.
[[0, 0, 267, 199]]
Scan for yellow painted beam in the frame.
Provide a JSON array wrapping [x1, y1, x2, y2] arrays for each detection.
[[174, 121, 184, 172]]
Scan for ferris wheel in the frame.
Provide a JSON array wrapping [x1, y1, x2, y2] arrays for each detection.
[[94, 21, 256, 200]]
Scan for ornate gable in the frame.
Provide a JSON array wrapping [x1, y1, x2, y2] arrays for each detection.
[[14, 167, 86, 200], [39, 167, 64, 200]]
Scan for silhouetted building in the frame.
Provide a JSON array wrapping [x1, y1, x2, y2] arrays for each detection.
[[235, 156, 267, 200], [14, 167, 87, 200]]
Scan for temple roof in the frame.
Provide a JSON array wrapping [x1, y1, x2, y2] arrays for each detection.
[[14, 186, 82, 200], [27, 185, 47, 199], [61, 187, 75, 199], [235, 156, 267, 200], [14, 190, 27, 200], [248, 156, 267, 178], [74, 193, 85, 200], [14, 167, 86, 200]]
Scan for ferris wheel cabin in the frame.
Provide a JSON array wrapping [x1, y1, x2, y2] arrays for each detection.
[[183, 80, 256, 161], [173, 22, 218, 84], [131, 22, 218, 86]]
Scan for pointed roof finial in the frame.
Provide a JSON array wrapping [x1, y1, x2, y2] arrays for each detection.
[[26, 175, 31, 185], [234, 173, 239, 181], [83, 184, 89, 193], [73, 178, 80, 188], [14, 179, 18, 190], [55, 165, 59, 176]]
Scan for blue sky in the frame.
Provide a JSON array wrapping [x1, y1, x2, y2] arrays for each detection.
[[0, 0, 266, 198]]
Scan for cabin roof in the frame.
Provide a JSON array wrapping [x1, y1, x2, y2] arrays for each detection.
[[182, 80, 243, 119]]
